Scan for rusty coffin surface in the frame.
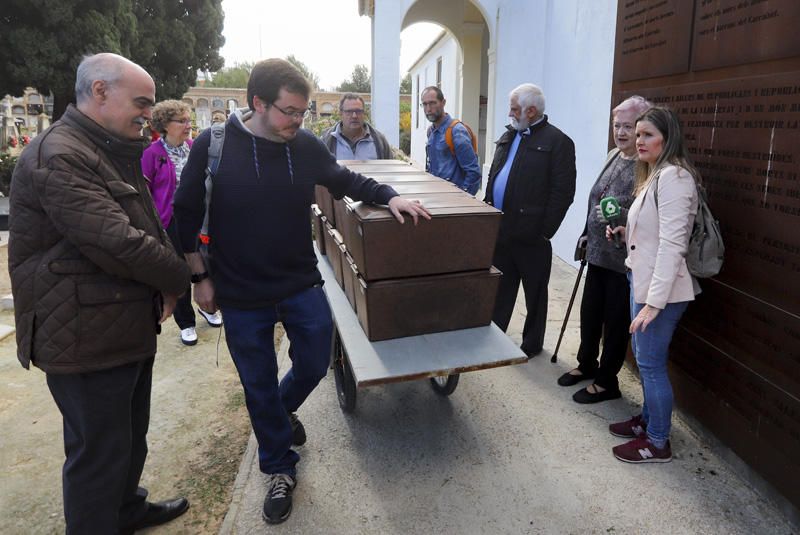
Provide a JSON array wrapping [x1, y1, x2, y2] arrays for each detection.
[[349, 260, 502, 342], [336, 193, 501, 281]]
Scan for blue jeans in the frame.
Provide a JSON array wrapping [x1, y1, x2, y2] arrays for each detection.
[[628, 272, 688, 447], [222, 286, 333, 477]]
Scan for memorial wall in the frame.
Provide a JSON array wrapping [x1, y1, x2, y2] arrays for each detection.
[[613, 0, 800, 513]]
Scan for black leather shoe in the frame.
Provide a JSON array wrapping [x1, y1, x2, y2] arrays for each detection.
[[572, 385, 622, 404], [523, 346, 543, 359], [557, 369, 594, 387], [120, 497, 190, 534]]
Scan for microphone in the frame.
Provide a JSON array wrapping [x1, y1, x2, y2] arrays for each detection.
[[600, 196, 622, 249]]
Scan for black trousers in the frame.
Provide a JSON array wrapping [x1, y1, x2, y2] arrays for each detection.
[[46, 357, 154, 535], [492, 239, 552, 355], [576, 263, 631, 390], [166, 218, 195, 329]]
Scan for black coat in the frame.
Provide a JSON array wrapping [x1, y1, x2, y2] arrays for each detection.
[[484, 116, 576, 245]]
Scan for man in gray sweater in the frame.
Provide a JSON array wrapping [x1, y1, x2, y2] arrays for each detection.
[[320, 93, 393, 159]]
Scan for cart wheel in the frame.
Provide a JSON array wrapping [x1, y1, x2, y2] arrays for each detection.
[[429, 374, 460, 396], [332, 332, 356, 412]]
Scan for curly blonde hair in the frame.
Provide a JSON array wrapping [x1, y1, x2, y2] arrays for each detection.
[[150, 100, 192, 135]]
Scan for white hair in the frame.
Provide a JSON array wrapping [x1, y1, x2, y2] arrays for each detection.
[[510, 83, 545, 114], [613, 95, 652, 117], [74, 53, 128, 103]]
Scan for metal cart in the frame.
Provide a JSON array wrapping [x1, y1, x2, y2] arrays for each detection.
[[316, 248, 527, 412]]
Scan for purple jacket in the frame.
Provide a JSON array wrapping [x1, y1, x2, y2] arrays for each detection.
[[141, 138, 193, 227]]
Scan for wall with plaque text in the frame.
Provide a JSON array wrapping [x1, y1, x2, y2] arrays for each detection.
[[613, 0, 800, 516]]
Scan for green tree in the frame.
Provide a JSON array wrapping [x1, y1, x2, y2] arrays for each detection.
[[337, 64, 371, 93], [130, 0, 225, 101], [285, 55, 319, 90], [0, 0, 137, 120], [400, 73, 411, 94], [0, 0, 225, 121], [206, 62, 254, 88], [399, 101, 411, 155]]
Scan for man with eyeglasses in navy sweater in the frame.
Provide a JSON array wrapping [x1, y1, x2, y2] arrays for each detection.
[[173, 58, 429, 525]]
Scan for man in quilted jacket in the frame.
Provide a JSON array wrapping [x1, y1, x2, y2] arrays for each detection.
[[9, 53, 192, 534]]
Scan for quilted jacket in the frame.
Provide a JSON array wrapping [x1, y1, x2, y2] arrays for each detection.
[[9, 105, 191, 374]]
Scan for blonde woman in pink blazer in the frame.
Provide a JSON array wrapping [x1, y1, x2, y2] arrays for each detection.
[[606, 107, 700, 463]]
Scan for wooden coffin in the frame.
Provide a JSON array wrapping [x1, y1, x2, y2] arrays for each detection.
[[341, 163, 423, 175], [331, 180, 466, 246], [338, 159, 411, 165], [348, 258, 502, 341], [336, 193, 502, 281], [338, 159, 418, 170], [322, 223, 345, 288], [315, 185, 336, 225], [311, 204, 326, 255], [342, 251, 359, 312], [315, 174, 452, 226], [359, 173, 448, 184]]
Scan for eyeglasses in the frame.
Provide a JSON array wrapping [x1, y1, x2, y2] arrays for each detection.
[[613, 123, 634, 132], [271, 103, 310, 120], [170, 119, 192, 126], [342, 109, 364, 116]]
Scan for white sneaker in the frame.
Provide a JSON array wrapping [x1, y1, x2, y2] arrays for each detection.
[[197, 308, 223, 327], [180, 327, 198, 346]]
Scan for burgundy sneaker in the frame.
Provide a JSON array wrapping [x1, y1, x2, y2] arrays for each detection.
[[609, 414, 647, 438], [613, 437, 672, 463]]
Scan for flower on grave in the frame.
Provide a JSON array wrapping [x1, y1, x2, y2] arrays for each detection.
[[8, 136, 17, 148]]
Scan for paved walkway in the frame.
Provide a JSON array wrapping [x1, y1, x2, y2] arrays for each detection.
[[220, 256, 795, 534]]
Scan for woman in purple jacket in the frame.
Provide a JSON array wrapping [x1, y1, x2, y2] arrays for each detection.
[[142, 100, 222, 345]]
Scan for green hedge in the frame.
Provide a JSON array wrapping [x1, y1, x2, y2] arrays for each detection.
[[0, 153, 17, 197]]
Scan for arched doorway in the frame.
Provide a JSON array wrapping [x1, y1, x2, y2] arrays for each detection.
[[367, 0, 494, 188]]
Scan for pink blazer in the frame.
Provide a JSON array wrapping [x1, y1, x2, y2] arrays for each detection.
[[625, 165, 700, 308]]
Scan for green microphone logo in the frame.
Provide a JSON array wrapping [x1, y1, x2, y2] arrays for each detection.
[[600, 196, 622, 248]]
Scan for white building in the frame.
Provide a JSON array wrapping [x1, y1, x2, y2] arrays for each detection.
[[361, 0, 618, 262]]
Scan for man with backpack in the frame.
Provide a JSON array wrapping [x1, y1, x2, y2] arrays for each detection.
[[172, 58, 429, 525], [422, 86, 481, 195]]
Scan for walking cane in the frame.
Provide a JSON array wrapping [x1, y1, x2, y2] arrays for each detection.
[[551, 240, 587, 363]]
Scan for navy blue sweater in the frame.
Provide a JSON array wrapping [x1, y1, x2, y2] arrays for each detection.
[[173, 112, 397, 308]]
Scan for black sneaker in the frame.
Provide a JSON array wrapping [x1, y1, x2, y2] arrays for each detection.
[[290, 413, 306, 446], [262, 474, 296, 524]]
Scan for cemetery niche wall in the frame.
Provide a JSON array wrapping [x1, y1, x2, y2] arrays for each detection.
[[613, 0, 800, 516]]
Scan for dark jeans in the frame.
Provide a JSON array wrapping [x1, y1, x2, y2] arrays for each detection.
[[492, 239, 552, 355], [46, 357, 154, 535], [221, 286, 333, 478], [166, 218, 195, 329], [575, 263, 631, 391]]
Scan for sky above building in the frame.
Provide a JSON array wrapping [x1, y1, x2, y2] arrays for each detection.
[[219, 0, 441, 90]]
